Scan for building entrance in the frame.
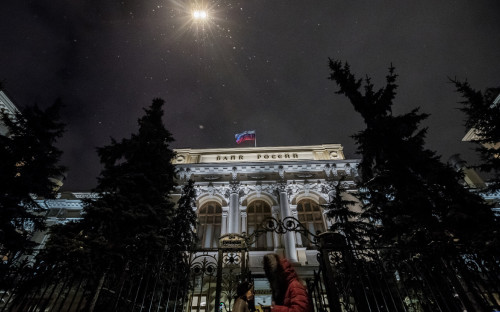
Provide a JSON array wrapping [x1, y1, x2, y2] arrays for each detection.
[[187, 216, 320, 312]]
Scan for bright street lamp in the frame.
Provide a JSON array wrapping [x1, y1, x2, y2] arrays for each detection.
[[192, 10, 208, 21]]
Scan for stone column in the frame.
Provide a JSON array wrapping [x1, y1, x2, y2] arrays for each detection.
[[228, 184, 240, 233], [290, 205, 303, 247], [278, 184, 298, 263], [221, 209, 228, 235], [272, 206, 280, 248], [241, 210, 247, 234]]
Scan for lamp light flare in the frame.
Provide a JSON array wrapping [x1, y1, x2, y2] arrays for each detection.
[[193, 10, 208, 20]]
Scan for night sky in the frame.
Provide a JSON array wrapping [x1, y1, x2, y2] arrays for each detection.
[[1, 1, 499, 191]]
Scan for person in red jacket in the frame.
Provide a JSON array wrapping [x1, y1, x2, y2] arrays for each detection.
[[263, 254, 312, 312]]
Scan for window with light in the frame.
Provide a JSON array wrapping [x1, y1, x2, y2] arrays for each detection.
[[297, 199, 326, 249], [247, 200, 274, 250], [197, 202, 222, 249]]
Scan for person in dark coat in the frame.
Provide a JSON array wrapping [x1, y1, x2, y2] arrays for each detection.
[[263, 254, 311, 312], [233, 281, 255, 312]]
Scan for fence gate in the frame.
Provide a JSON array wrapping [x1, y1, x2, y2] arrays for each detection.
[[187, 234, 250, 312], [215, 234, 251, 312]]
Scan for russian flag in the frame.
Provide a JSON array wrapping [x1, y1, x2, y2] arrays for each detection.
[[235, 130, 256, 144]]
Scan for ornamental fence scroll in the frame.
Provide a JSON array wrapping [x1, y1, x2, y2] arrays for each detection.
[[245, 216, 320, 248], [187, 253, 218, 312]]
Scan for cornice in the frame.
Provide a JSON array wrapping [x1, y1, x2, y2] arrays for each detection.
[[177, 160, 360, 181], [174, 144, 343, 155]]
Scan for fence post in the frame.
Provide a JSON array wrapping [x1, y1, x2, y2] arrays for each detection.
[[214, 249, 224, 312], [88, 270, 107, 312], [318, 232, 343, 312]]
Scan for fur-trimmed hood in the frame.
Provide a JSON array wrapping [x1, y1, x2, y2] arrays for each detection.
[[263, 254, 298, 305], [263, 254, 298, 284], [263, 254, 311, 312]]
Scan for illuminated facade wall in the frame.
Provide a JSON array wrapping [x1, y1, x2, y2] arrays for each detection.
[[173, 144, 361, 309], [173, 145, 361, 278]]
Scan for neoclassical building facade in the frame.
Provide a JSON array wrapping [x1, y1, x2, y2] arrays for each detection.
[[171, 144, 361, 309], [173, 144, 360, 264]]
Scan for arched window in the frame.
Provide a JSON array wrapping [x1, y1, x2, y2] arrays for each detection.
[[247, 200, 274, 250], [297, 199, 325, 249], [198, 202, 222, 249]]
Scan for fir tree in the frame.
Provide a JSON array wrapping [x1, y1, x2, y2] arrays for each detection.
[[172, 179, 198, 254], [452, 80, 500, 194], [36, 98, 184, 310], [81, 98, 177, 265], [0, 99, 66, 260], [328, 60, 496, 251], [324, 177, 369, 249]]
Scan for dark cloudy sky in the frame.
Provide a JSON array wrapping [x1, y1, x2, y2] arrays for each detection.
[[1, 1, 499, 191]]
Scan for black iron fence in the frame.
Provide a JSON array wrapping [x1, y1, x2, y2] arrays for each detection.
[[188, 252, 218, 312], [308, 234, 500, 312], [250, 217, 500, 312], [2, 226, 499, 312], [0, 249, 247, 312], [0, 250, 191, 312]]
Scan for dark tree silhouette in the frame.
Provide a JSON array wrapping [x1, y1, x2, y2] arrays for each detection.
[[80, 98, 177, 266], [328, 59, 496, 251], [324, 177, 369, 249], [34, 98, 191, 310], [172, 179, 198, 254], [452, 80, 500, 194], [0, 99, 65, 261]]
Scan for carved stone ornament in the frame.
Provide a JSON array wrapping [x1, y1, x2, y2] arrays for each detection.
[[287, 184, 300, 198], [197, 183, 226, 199], [202, 175, 221, 181], [249, 174, 266, 180], [237, 183, 277, 203], [178, 168, 192, 180], [331, 165, 338, 177], [175, 155, 186, 163], [324, 164, 332, 178], [344, 163, 352, 176], [275, 181, 287, 193], [287, 181, 333, 203], [278, 165, 285, 179], [230, 181, 240, 194], [207, 183, 215, 197], [295, 173, 314, 179], [303, 183, 311, 196], [255, 184, 262, 197]]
